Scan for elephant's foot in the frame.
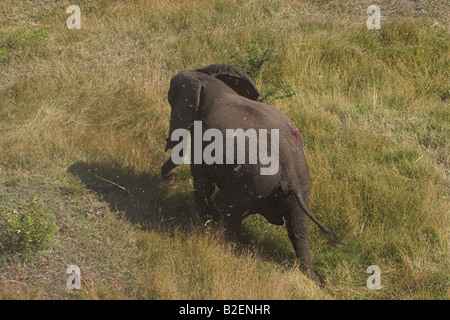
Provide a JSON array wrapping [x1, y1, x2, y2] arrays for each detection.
[[299, 264, 320, 283], [204, 218, 216, 228], [224, 226, 243, 242], [222, 214, 243, 241], [199, 210, 221, 228]]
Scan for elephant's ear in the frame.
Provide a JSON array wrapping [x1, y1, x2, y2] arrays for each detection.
[[196, 64, 259, 101], [165, 71, 201, 151]]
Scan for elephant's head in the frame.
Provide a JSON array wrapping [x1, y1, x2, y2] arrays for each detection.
[[164, 64, 260, 152]]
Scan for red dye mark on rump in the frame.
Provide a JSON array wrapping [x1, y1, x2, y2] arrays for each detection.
[[286, 122, 300, 139]]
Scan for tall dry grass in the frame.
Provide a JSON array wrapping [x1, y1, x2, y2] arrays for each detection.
[[0, 0, 448, 299]]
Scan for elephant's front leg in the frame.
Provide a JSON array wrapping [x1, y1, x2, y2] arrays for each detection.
[[284, 204, 318, 282], [192, 167, 221, 226], [194, 184, 219, 226], [214, 188, 246, 240]]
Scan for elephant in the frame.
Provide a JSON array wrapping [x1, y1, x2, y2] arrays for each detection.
[[161, 64, 343, 281]]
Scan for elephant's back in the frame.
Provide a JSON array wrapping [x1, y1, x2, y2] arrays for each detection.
[[203, 97, 309, 193]]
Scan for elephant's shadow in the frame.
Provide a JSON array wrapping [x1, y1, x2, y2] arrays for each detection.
[[67, 161, 295, 266]]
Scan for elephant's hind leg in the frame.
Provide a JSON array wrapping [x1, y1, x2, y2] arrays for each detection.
[[284, 202, 318, 282]]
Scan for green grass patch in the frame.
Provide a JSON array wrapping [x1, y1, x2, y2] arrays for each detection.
[[0, 198, 56, 259]]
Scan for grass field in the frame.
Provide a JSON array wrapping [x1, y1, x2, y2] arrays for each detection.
[[0, 0, 448, 299]]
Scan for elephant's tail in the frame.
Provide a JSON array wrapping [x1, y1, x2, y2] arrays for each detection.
[[293, 190, 345, 248]]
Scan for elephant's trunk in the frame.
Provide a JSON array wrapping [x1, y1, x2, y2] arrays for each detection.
[[165, 136, 177, 152], [161, 157, 177, 180]]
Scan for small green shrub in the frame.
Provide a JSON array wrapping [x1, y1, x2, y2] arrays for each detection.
[[230, 39, 274, 79], [230, 38, 294, 103], [0, 198, 56, 257]]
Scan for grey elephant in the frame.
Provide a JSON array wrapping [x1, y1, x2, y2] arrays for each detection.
[[161, 64, 343, 280]]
